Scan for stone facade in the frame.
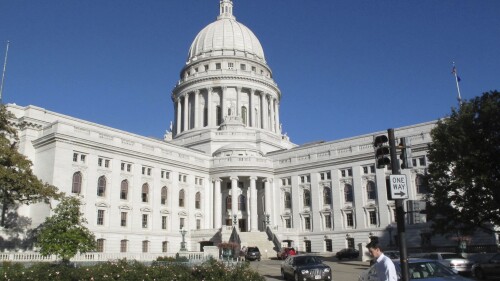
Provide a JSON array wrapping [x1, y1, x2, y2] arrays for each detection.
[[4, 0, 495, 255]]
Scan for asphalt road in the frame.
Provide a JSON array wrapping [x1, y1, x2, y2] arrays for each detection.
[[249, 257, 370, 281]]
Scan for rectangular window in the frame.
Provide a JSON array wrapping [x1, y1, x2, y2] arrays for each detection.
[[228, 62, 234, 69], [196, 219, 201, 230], [215, 63, 221, 70], [304, 217, 311, 230], [363, 166, 368, 174], [204, 64, 209, 71], [412, 158, 417, 167], [73, 153, 78, 162], [341, 168, 353, 178], [240, 64, 246, 70], [105, 159, 110, 168], [120, 240, 127, 253], [320, 171, 331, 181], [80, 154, 86, 163], [300, 175, 310, 183], [325, 214, 332, 228], [96, 239, 104, 252], [98, 158, 103, 167], [285, 218, 291, 228], [162, 241, 168, 253], [121, 162, 125, 171], [419, 157, 426, 166], [142, 241, 149, 253], [325, 239, 333, 252], [97, 210, 104, 225], [251, 66, 256, 72], [121, 212, 127, 227], [142, 167, 146, 175], [142, 214, 148, 228], [369, 211, 377, 225], [162, 216, 167, 230], [346, 213, 354, 227], [127, 164, 131, 172], [180, 218, 185, 229]]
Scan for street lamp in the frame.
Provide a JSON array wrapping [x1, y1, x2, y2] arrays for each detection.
[[233, 214, 238, 226], [265, 214, 270, 226], [179, 228, 187, 251], [386, 225, 393, 247]]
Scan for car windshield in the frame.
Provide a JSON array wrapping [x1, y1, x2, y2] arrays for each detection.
[[398, 261, 457, 279], [294, 256, 322, 265], [441, 253, 463, 259]]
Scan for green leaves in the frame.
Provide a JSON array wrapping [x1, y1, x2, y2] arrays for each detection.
[[37, 196, 96, 262], [427, 90, 500, 236]]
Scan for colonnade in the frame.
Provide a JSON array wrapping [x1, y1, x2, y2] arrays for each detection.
[[174, 87, 280, 135], [212, 176, 272, 232]]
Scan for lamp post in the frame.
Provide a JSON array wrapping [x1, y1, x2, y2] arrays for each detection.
[[387, 225, 393, 247], [368, 231, 374, 242], [179, 228, 187, 251], [265, 214, 270, 226], [233, 214, 238, 227]]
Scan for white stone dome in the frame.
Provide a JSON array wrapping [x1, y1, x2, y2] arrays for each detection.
[[187, 1, 266, 63]]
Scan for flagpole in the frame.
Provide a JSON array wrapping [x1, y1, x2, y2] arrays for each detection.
[[0, 40, 10, 104], [452, 62, 462, 106]]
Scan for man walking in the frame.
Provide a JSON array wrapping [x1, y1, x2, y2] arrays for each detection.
[[366, 241, 397, 281]]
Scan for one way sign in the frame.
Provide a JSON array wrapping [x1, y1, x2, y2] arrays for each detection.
[[389, 175, 409, 200]]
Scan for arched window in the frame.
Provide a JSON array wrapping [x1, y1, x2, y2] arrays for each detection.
[[344, 184, 353, 202], [179, 189, 185, 207], [216, 106, 222, 125], [226, 195, 232, 211], [72, 172, 82, 194], [416, 175, 428, 194], [120, 180, 128, 200], [195, 192, 201, 209], [141, 183, 149, 203], [303, 190, 311, 207], [97, 176, 106, 197], [161, 186, 168, 205], [284, 192, 292, 209], [323, 187, 332, 204], [241, 106, 247, 125], [367, 181, 377, 200], [238, 195, 246, 211]]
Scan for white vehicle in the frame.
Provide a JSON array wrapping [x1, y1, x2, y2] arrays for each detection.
[[419, 252, 473, 273]]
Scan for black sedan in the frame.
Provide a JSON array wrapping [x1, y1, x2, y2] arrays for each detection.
[[472, 253, 500, 280], [335, 248, 359, 260], [281, 255, 332, 281]]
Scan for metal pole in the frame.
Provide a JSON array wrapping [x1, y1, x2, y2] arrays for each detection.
[[0, 41, 10, 104], [388, 128, 409, 281]]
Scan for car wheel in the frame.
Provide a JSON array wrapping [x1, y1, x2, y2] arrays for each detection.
[[281, 269, 287, 280], [294, 272, 300, 281], [475, 268, 486, 280]]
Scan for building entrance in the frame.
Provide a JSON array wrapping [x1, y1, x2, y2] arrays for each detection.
[[239, 219, 247, 232]]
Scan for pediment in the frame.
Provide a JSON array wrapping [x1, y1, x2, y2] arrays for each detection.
[[140, 207, 152, 213]]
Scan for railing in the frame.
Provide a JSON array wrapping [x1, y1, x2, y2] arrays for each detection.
[[266, 226, 281, 252], [0, 251, 211, 263]]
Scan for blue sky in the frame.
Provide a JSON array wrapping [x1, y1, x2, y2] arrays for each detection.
[[1, 0, 499, 145]]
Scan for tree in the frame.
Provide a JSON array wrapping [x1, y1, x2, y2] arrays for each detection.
[[0, 105, 60, 227], [37, 196, 96, 262], [426, 90, 500, 236]]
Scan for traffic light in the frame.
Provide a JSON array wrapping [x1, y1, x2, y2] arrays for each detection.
[[374, 135, 390, 169], [399, 137, 413, 169]]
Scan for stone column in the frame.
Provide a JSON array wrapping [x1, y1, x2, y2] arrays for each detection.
[[275, 100, 281, 134], [250, 176, 258, 231], [194, 90, 199, 128], [231, 177, 239, 220], [260, 92, 267, 129], [270, 96, 275, 132], [207, 87, 213, 127], [221, 87, 226, 122], [264, 178, 272, 217], [214, 178, 222, 229], [249, 89, 255, 127], [176, 97, 182, 134], [236, 87, 241, 116], [183, 93, 189, 131]]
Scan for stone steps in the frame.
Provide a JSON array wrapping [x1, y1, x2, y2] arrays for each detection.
[[239, 231, 278, 260]]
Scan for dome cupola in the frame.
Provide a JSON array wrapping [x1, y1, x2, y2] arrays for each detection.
[[187, 0, 266, 64]]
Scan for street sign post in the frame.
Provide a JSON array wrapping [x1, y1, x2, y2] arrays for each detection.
[[389, 174, 409, 200]]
